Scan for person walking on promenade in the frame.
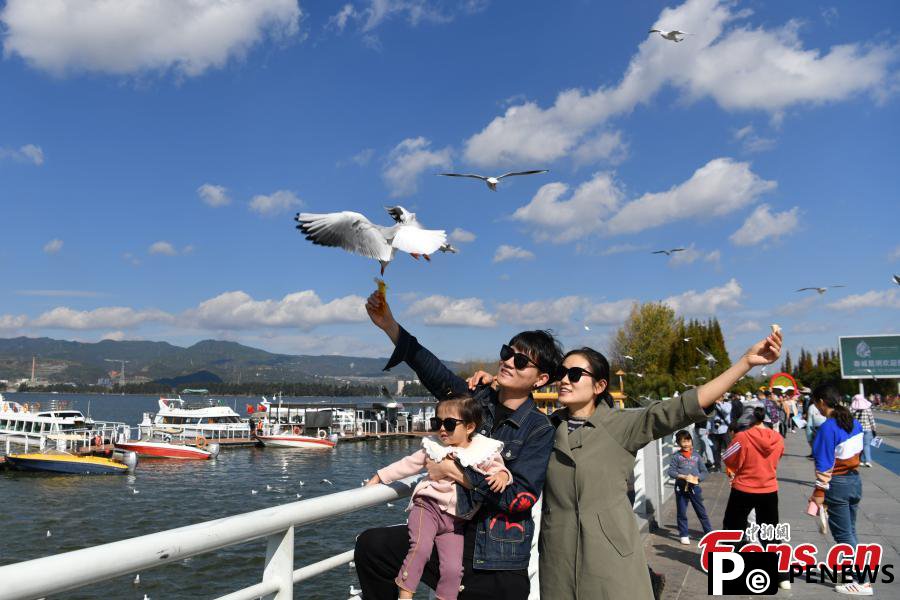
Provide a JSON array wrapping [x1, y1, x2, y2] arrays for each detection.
[[851, 394, 877, 468], [784, 392, 799, 432], [365, 397, 511, 600], [465, 328, 782, 600], [721, 406, 789, 589], [708, 397, 731, 472], [668, 430, 713, 545], [354, 289, 562, 600], [810, 384, 872, 596]]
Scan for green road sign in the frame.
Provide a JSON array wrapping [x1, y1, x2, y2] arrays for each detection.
[[839, 334, 900, 379]]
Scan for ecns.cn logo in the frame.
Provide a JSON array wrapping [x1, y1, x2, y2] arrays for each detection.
[[709, 552, 779, 595]]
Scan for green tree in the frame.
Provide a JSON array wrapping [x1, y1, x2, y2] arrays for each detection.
[[612, 302, 678, 398]]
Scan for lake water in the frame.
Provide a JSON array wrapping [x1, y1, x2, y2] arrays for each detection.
[[0, 392, 430, 599]]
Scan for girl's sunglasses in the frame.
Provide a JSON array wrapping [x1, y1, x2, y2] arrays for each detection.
[[430, 417, 465, 432], [556, 366, 596, 383], [500, 344, 540, 371]]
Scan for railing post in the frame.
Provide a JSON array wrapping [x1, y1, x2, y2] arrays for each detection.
[[262, 526, 294, 600]]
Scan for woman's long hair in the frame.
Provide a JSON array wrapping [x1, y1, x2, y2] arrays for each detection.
[[812, 383, 854, 433], [563, 347, 612, 407]]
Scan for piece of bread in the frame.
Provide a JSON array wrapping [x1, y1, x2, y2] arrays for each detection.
[[770, 323, 781, 334]]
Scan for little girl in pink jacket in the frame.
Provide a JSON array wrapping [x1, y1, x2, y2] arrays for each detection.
[[366, 397, 511, 600]]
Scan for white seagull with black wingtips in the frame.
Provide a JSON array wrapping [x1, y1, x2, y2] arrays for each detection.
[[295, 206, 448, 274], [439, 170, 548, 191], [648, 29, 690, 42]]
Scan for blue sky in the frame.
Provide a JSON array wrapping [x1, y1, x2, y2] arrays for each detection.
[[1, 0, 898, 369]]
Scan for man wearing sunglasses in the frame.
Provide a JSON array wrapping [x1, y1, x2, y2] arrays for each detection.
[[354, 290, 562, 599]]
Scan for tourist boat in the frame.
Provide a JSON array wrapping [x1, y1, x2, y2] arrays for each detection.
[[114, 437, 219, 460], [5, 450, 136, 475], [0, 394, 126, 450], [138, 397, 250, 441], [255, 425, 338, 449]]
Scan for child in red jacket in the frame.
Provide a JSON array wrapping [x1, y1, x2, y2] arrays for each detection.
[[721, 407, 789, 589]]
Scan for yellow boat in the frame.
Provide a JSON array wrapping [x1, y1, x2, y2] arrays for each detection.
[[5, 451, 132, 475]]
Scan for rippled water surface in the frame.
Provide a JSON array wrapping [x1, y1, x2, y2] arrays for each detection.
[[1, 393, 427, 599]]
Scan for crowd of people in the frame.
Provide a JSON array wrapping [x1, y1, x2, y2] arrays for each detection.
[[353, 284, 877, 599]]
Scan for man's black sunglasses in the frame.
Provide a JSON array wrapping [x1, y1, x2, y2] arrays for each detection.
[[556, 366, 596, 383], [500, 344, 540, 371], [430, 417, 465, 432]]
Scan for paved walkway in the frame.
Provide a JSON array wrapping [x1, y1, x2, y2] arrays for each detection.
[[644, 413, 900, 599]]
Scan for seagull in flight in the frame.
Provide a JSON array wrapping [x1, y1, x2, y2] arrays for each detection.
[[439, 170, 548, 191], [683, 337, 691, 342], [796, 285, 846, 295], [295, 206, 448, 275], [648, 29, 690, 42], [652, 248, 686, 256], [893, 274, 900, 286], [321, 478, 334, 485], [623, 355, 634, 361], [696, 348, 718, 365]]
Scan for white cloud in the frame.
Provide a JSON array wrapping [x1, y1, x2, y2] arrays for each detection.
[[31, 306, 173, 330], [734, 320, 762, 333], [496, 296, 586, 327], [585, 299, 636, 325], [0, 0, 301, 77], [0, 314, 27, 330], [599, 243, 647, 256], [572, 131, 628, 167], [668, 244, 722, 267], [733, 125, 775, 153], [249, 190, 302, 216], [198, 183, 230, 207], [493, 245, 535, 263], [43, 238, 63, 254], [463, 0, 897, 167], [148, 241, 178, 256], [889, 245, 900, 262], [663, 279, 743, 315], [101, 330, 127, 341], [122, 252, 141, 266], [730, 204, 800, 246], [190, 290, 368, 330], [334, 0, 487, 34], [0, 144, 43, 165], [329, 3, 356, 31], [406, 295, 496, 327], [352, 148, 375, 166], [827, 289, 900, 311], [512, 172, 623, 242], [382, 137, 452, 197], [776, 295, 817, 316], [449, 228, 476, 243], [608, 158, 776, 235]]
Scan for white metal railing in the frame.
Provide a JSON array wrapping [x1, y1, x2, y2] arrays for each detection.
[[0, 476, 421, 600], [0, 432, 682, 600]]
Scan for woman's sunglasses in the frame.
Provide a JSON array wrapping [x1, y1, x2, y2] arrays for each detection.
[[430, 417, 465, 432], [500, 344, 540, 371], [556, 366, 596, 383]]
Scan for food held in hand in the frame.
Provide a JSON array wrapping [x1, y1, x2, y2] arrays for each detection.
[[770, 323, 781, 335]]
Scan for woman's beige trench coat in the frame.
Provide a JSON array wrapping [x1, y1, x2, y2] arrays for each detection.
[[539, 389, 710, 600]]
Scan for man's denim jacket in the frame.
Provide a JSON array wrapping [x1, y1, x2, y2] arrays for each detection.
[[384, 327, 554, 570]]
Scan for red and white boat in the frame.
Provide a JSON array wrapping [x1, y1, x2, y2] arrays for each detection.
[[114, 439, 219, 460], [255, 425, 337, 449]]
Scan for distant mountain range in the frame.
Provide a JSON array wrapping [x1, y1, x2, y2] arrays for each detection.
[[0, 337, 457, 384]]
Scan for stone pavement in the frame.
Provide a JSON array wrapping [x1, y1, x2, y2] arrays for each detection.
[[643, 413, 900, 599]]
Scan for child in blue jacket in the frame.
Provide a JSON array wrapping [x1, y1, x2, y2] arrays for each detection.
[[669, 429, 713, 544]]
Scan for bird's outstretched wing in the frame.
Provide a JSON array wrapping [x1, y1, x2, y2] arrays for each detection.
[[648, 29, 662, 34], [670, 248, 686, 253], [385, 205, 414, 224], [497, 170, 549, 180], [830, 285, 846, 288], [295, 212, 392, 261], [893, 274, 900, 285], [440, 173, 487, 181], [391, 226, 447, 255], [795, 287, 817, 292], [652, 250, 668, 255]]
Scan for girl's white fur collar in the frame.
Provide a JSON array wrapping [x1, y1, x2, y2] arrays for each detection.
[[421, 433, 504, 467]]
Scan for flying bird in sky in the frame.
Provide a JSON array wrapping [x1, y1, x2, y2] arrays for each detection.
[[648, 29, 690, 42], [696, 348, 718, 365], [652, 248, 685, 256], [439, 170, 548, 191], [796, 285, 846, 294], [295, 206, 448, 274], [893, 274, 900, 286]]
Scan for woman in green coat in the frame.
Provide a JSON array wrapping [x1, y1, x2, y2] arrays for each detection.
[[539, 331, 782, 600]]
